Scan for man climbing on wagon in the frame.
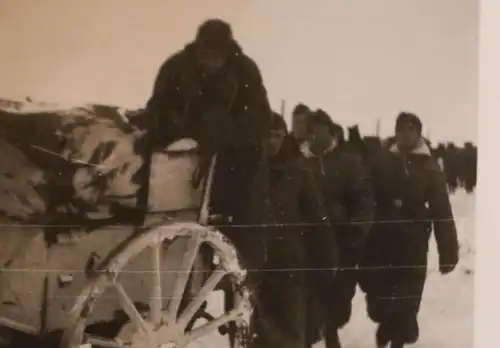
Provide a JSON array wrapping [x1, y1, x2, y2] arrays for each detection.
[[145, 18, 273, 269]]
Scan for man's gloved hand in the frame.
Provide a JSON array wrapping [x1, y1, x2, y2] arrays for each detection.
[[439, 261, 457, 275], [439, 253, 459, 275]]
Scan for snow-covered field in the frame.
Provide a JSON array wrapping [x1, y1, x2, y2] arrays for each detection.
[[196, 190, 475, 348], [333, 189, 475, 348], [0, 190, 473, 348]]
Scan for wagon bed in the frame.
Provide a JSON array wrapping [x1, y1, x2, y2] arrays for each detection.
[[0, 99, 253, 348]]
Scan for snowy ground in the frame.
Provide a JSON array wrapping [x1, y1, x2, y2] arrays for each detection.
[[194, 190, 475, 348], [1, 191, 474, 348], [332, 190, 475, 348]]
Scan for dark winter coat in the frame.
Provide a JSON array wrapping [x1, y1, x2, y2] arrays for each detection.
[[146, 41, 272, 152], [253, 137, 337, 348], [145, 41, 274, 269], [300, 141, 375, 340], [359, 138, 459, 344], [266, 142, 338, 274], [300, 141, 375, 263]]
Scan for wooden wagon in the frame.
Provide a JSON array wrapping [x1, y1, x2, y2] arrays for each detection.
[[0, 100, 253, 348]]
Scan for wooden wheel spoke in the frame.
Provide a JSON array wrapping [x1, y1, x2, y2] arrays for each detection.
[[65, 317, 87, 348], [114, 283, 150, 334], [61, 223, 252, 348], [149, 237, 163, 326], [164, 234, 202, 324], [180, 306, 245, 345], [177, 267, 227, 329], [86, 335, 127, 348]]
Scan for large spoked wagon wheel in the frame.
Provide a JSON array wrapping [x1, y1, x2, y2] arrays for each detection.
[[59, 221, 253, 348]]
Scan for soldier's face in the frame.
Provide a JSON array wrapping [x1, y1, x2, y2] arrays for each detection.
[[308, 124, 333, 153], [266, 129, 287, 158], [396, 123, 420, 151], [292, 112, 309, 140], [197, 48, 227, 74]]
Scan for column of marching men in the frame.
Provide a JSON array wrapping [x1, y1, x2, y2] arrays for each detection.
[[145, 18, 460, 348]]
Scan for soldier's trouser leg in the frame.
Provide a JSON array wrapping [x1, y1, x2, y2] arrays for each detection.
[[252, 268, 307, 348], [370, 267, 426, 346], [321, 264, 358, 348], [328, 267, 358, 328], [305, 284, 323, 348]]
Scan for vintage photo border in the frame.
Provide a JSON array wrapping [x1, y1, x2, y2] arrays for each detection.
[[0, 1, 493, 346], [475, 0, 500, 346]]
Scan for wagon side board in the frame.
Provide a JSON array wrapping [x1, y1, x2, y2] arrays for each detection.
[[43, 225, 208, 333], [0, 225, 48, 335]]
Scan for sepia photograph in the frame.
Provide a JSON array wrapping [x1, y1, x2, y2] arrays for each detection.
[[0, 1, 481, 347]]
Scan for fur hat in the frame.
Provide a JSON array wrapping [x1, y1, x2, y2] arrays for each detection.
[[195, 19, 233, 51]]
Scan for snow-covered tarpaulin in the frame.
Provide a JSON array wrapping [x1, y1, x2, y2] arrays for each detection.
[[0, 99, 151, 329], [0, 98, 202, 266], [0, 98, 205, 331]]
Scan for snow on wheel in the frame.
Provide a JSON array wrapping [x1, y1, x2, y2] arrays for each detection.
[[58, 221, 253, 348]]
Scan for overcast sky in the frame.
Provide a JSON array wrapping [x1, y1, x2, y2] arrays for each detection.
[[0, 0, 478, 143]]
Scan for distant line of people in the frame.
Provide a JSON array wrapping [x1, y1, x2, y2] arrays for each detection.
[[433, 142, 477, 193], [145, 18, 460, 348]]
